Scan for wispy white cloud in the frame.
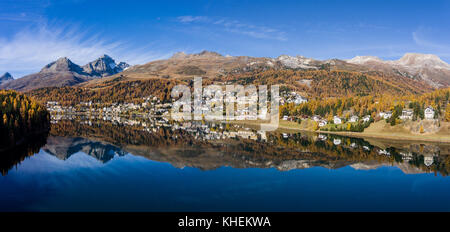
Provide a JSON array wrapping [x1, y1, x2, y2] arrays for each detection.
[[0, 12, 44, 22], [177, 16, 208, 23], [0, 23, 173, 78], [176, 16, 287, 41], [412, 29, 446, 49], [412, 27, 450, 58]]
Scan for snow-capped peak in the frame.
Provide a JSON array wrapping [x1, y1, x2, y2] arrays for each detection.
[[347, 56, 383, 64], [395, 53, 450, 69], [347, 53, 450, 70]]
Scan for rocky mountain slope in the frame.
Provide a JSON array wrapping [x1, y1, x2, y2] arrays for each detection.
[[109, 50, 327, 81], [0, 55, 129, 91], [0, 57, 92, 91], [0, 72, 13, 84], [82, 54, 130, 77], [347, 53, 450, 88], [105, 50, 277, 81]]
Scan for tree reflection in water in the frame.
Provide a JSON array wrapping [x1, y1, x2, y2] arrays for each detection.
[[44, 119, 450, 176], [0, 132, 49, 175]]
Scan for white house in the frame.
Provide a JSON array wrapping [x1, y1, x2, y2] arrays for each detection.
[[294, 96, 308, 105], [318, 120, 327, 127], [285, 91, 308, 105], [424, 155, 434, 166], [400, 109, 413, 120], [317, 134, 327, 140], [312, 115, 321, 122], [380, 111, 392, 119], [46, 101, 59, 106], [362, 115, 371, 123], [424, 106, 435, 119], [400, 152, 413, 161], [349, 115, 359, 123], [257, 130, 267, 141], [333, 116, 342, 124]]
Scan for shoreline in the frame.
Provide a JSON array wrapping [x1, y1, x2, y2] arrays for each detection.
[[282, 127, 450, 143], [276, 121, 450, 144], [230, 119, 450, 143]]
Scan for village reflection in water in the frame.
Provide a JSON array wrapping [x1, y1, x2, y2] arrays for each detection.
[[2, 112, 446, 176]]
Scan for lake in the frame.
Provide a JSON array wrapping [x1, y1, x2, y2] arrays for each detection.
[[1, 118, 449, 212]]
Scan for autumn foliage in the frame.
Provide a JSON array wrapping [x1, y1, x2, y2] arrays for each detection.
[[28, 78, 182, 106], [0, 90, 50, 149], [281, 88, 450, 121], [215, 69, 433, 98]]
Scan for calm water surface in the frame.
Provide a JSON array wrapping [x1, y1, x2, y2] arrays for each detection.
[[1, 119, 449, 211]]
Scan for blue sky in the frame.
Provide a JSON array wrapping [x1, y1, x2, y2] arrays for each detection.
[[1, 0, 450, 78]]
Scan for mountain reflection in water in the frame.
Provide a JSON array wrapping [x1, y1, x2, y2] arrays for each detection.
[[3, 118, 446, 176], [1, 118, 450, 212]]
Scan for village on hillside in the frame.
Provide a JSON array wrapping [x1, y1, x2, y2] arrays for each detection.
[[45, 87, 450, 140]]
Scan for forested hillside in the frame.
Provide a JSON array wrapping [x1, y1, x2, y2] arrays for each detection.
[[215, 69, 433, 97], [29, 78, 182, 105], [28, 67, 435, 106], [281, 88, 450, 122]]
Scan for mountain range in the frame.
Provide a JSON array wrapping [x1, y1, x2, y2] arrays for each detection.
[[0, 55, 129, 91], [2, 51, 449, 96], [93, 51, 450, 88]]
